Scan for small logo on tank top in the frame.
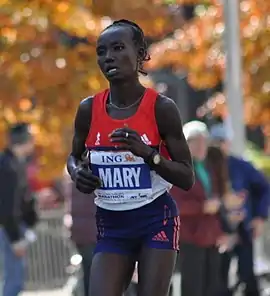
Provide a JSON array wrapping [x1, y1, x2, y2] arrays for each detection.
[[95, 132, 100, 146], [141, 134, 151, 145]]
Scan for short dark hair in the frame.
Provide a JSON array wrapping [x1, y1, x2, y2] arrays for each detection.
[[8, 122, 32, 145], [103, 19, 150, 75]]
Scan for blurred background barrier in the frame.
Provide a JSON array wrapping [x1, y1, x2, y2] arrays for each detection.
[[262, 218, 270, 261], [25, 207, 76, 291], [1, 207, 270, 295]]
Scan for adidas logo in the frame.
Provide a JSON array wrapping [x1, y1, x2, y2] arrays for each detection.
[[141, 133, 151, 145], [152, 231, 169, 242]]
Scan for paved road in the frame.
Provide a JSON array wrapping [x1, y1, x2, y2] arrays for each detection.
[[21, 277, 76, 296], [22, 291, 68, 296], [10, 238, 270, 296]]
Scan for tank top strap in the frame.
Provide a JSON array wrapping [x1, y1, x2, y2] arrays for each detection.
[[91, 89, 109, 126], [140, 88, 159, 111], [138, 88, 159, 119]]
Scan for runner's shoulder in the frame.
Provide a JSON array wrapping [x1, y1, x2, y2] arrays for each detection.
[[75, 96, 94, 126]]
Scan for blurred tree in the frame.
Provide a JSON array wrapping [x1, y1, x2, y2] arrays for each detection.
[[0, 0, 159, 180], [148, 0, 270, 129], [197, 92, 270, 154], [5, 0, 261, 179]]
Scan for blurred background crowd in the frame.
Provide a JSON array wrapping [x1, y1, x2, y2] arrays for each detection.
[[0, 0, 270, 295]]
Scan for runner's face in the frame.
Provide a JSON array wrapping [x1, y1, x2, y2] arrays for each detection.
[[96, 26, 138, 82]]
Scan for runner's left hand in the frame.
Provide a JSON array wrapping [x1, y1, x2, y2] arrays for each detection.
[[109, 127, 153, 159]]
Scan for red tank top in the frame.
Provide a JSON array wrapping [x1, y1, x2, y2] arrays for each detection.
[[85, 88, 163, 150], [85, 88, 171, 211]]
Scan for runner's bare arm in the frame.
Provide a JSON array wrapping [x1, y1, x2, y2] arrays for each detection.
[[154, 94, 194, 190], [67, 97, 93, 180]]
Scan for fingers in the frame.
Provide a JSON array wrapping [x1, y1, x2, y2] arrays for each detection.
[[113, 127, 135, 133], [110, 135, 129, 143], [110, 131, 138, 140], [81, 150, 89, 161], [110, 127, 139, 138], [77, 169, 102, 187], [110, 138, 133, 151], [109, 127, 141, 151], [76, 179, 101, 194], [78, 169, 95, 180], [109, 130, 137, 148], [77, 175, 100, 188], [81, 159, 90, 170], [76, 183, 95, 194]]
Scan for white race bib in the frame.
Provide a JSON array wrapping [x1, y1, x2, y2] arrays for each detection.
[[90, 151, 153, 204]]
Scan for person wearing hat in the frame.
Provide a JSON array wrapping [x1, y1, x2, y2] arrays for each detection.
[[0, 123, 37, 296], [209, 120, 270, 296], [170, 120, 233, 296]]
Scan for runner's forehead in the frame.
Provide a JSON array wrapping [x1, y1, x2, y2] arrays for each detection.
[[97, 27, 133, 46]]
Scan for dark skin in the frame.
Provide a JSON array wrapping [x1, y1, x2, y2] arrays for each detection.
[[67, 25, 194, 296]]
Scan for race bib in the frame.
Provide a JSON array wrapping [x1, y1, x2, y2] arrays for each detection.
[[90, 150, 153, 203]]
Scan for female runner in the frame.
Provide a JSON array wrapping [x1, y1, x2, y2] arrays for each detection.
[[67, 19, 194, 296]]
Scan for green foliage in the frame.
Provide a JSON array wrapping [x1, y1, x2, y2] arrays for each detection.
[[245, 142, 270, 178]]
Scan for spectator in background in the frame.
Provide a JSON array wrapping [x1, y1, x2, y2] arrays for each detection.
[[210, 121, 270, 296], [0, 123, 38, 296], [170, 121, 233, 296], [62, 168, 97, 296]]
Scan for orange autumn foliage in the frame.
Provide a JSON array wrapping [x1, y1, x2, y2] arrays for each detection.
[[0, 0, 156, 180], [148, 0, 270, 127], [1, 0, 270, 180]]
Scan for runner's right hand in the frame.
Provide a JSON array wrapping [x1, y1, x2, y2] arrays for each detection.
[[73, 159, 102, 194]]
